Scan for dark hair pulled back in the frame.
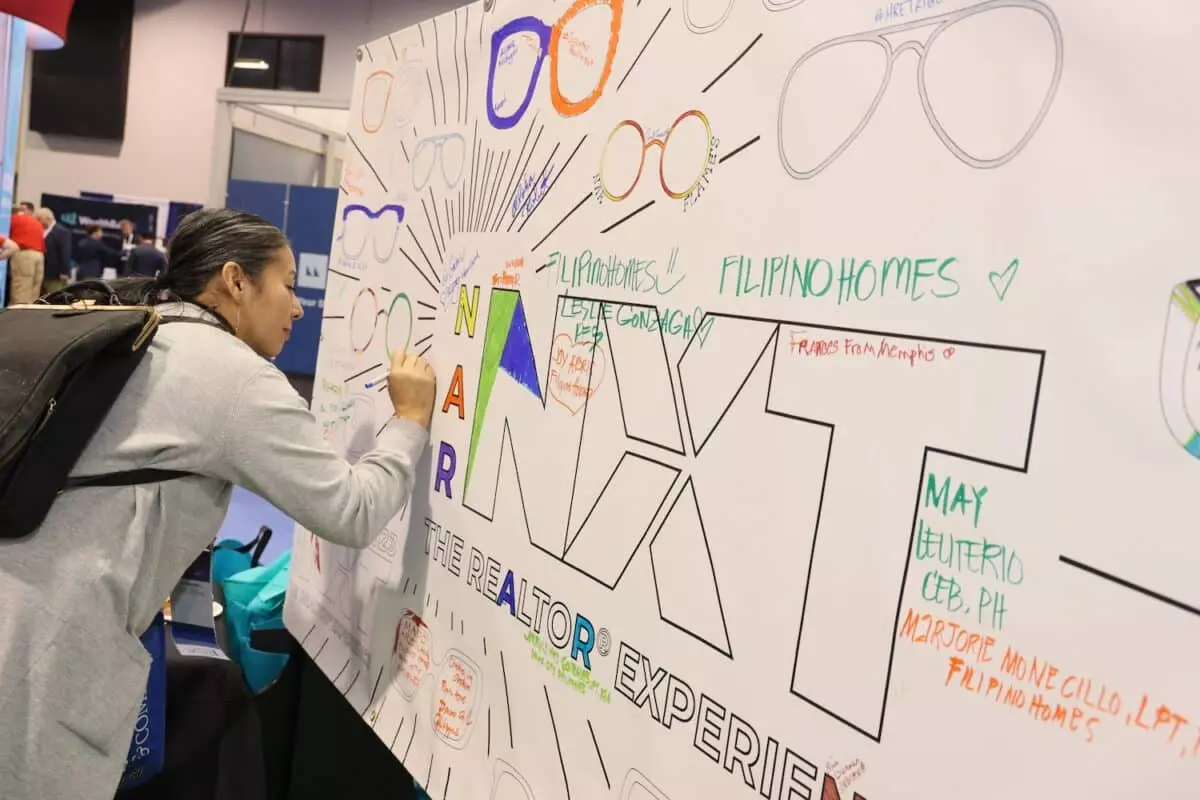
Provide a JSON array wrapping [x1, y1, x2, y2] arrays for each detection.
[[107, 208, 289, 306]]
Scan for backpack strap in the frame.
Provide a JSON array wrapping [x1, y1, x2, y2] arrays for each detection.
[[63, 469, 195, 490], [62, 315, 230, 492]]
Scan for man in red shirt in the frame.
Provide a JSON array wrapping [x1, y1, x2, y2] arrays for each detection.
[[6, 205, 45, 305]]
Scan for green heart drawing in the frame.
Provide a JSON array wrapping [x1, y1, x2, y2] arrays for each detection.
[[989, 259, 1019, 301]]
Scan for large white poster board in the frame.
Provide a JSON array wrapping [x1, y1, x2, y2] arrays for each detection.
[[283, 1, 1200, 797]]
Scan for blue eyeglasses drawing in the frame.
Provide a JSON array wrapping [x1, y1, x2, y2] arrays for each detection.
[[485, 0, 623, 131], [341, 204, 405, 264]]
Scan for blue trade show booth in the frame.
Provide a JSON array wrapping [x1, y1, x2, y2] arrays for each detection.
[[226, 180, 336, 377]]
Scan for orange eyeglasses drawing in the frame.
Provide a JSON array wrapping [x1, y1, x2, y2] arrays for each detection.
[[598, 109, 713, 202], [486, 0, 623, 130]]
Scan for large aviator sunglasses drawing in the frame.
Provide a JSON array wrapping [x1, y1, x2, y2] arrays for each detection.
[[682, 0, 804, 36], [412, 133, 467, 192], [485, 0, 623, 130], [1159, 280, 1200, 460], [777, 0, 1063, 180], [339, 204, 405, 264]]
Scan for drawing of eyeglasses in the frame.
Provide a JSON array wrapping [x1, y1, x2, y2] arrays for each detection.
[[341, 204, 405, 264], [1160, 280, 1200, 459], [349, 287, 414, 357], [599, 110, 713, 202], [620, 769, 672, 800], [412, 133, 467, 191], [361, 54, 426, 134], [486, 0, 623, 131], [683, 0, 804, 35], [361, 70, 394, 134], [490, 759, 535, 800], [777, 0, 1062, 180]]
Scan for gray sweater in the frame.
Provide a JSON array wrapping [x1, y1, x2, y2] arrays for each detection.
[[0, 303, 428, 799]]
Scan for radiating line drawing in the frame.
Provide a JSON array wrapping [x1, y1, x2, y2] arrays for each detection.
[[777, 0, 1063, 179], [486, 0, 623, 130], [1159, 279, 1200, 458], [683, 0, 804, 35], [599, 110, 712, 202], [342, 203, 406, 263]]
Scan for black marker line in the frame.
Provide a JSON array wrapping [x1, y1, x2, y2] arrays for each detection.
[[477, 149, 495, 232], [535, 262, 550, 274], [459, 618, 464, 636], [617, 8, 670, 92], [402, 576, 410, 593], [425, 754, 433, 790], [600, 199, 655, 234], [347, 134, 388, 193], [703, 33, 763, 94], [494, 119, 543, 233], [482, 635, 487, 655], [500, 649, 513, 747], [462, 6, 471, 125], [329, 268, 360, 282], [483, 150, 511, 233], [519, 134, 587, 232], [587, 719, 610, 789], [417, 300, 437, 310], [420, 194, 444, 260], [345, 363, 383, 383], [451, 610, 455, 630], [508, 140, 560, 233], [418, 23, 438, 126], [400, 139, 411, 164], [376, 419, 391, 436], [403, 713, 419, 761], [323, 314, 345, 320], [453, 11, 462, 124], [545, 686, 571, 799], [417, 315, 436, 321], [444, 766, 452, 799], [388, 34, 398, 60], [399, 245, 439, 294], [341, 669, 360, 697], [370, 694, 386, 728], [467, 127, 480, 230], [363, 45, 374, 63], [1060, 556, 1200, 617], [390, 715, 405, 750], [532, 192, 590, 253], [719, 134, 761, 164], [435, 598, 440, 618], [338, 185, 348, 195], [433, 16, 448, 125], [312, 636, 330, 660], [446, 197, 454, 241], [377, 383, 388, 393], [408, 228, 441, 283], [487, 707, 492, 757], [419, 344, 432, 358], [424, 193, 446, 259], [366, 665, 385, 709], [332, 658, 351, 684], [299, 624, 316, 646], [380, 286, 392, 293]]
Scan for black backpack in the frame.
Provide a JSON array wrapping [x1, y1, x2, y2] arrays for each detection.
[[0, 282, 220, 540]]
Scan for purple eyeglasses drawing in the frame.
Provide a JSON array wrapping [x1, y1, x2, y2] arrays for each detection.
[[340, 204, 405, 264]]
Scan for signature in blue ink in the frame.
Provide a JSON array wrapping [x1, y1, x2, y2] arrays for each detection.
[[512, 166, 555, 220]]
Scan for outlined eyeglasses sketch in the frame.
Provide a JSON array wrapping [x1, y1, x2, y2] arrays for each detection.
[[486, 0, 623, 131], [777, 0, 1062, 180], [599, 109, 713, 202], [361, 70, 394, 134], [490, 759, 534, 800], [412, 133, 467, 191], [348, 287, 414, 357], [683, 0, 805, 35], [620, 769, 673, 800], [1160, 280, 1200, 460], [341, 204, 405, 264]]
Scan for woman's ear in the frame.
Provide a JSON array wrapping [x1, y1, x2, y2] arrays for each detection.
[[220, 261, 247, 296]]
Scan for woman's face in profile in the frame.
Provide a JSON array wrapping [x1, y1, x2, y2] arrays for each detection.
[[241, 246, 303, 358]]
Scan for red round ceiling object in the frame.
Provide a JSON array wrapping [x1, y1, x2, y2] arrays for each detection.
[[1, 0, 76, 49]]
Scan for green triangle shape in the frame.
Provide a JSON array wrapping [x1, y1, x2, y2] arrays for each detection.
[[465, 291, 519, 493]]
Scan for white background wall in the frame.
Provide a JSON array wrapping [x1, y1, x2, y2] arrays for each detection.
[[18, 0, 462, 207]]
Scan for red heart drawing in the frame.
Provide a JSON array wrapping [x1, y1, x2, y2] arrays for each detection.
[[549, 334, 606, 415]]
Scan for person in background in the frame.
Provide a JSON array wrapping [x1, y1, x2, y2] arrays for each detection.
[[74, 224, 116, 281], [17, 201, 35, 214], [125, 231, 166, 277], [35, 207, 71, 294], [5, 203, 45, 305], [118, 218, 135, 272], [0, 208, 436, 800]]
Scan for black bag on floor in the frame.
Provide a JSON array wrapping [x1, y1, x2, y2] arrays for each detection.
[[0, 282, 211, 539]]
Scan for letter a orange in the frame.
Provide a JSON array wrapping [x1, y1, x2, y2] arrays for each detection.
[[442, 364, 466, 420]]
